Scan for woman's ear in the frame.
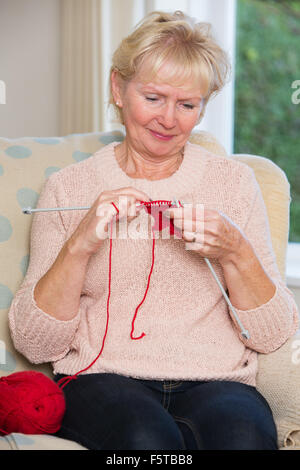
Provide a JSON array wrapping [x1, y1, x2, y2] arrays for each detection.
[[111, 69, 123, 107]]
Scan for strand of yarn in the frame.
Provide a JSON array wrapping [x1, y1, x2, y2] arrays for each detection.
[[57, 199, 178, 389]]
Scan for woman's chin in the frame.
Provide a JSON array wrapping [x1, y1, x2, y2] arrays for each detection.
[[141, 132, 183, 155]]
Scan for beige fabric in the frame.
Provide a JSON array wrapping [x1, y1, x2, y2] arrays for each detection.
[[0, 129, 299, 449], [0, 433, 86, 450], [189, 130, 228, 157], [256, 332, 300, 449]]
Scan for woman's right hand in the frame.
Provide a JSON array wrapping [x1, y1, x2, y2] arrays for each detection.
[[67, 187, 151, 256]]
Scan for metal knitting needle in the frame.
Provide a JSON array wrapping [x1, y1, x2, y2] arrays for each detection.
[[175, 199, 250, 340], [22, 206, 91, 214], [22, 201, 175, 214]]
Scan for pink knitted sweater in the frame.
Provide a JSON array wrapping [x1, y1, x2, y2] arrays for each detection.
[[8, 142, 299, 386]]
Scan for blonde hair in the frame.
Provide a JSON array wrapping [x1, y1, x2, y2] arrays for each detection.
[[109, 10, 231, 124]]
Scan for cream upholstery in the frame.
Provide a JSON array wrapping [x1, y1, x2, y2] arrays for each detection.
[[0, 130, 299, 450]]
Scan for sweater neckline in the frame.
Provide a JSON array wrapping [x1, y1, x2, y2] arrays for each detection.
[[107, 141, 195, 187]]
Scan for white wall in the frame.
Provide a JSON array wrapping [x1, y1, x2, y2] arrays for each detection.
[[0, 0, 60, 138]]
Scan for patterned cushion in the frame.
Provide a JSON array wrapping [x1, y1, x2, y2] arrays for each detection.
[[0, 432, 86, 450], [0, 131, 124, 379]]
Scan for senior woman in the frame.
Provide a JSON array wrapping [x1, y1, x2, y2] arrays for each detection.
[[8, 11, 298, 450]]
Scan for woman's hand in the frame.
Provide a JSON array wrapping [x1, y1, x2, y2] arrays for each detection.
[[164, 205, 247, 265], [68, 187, 151, 256]]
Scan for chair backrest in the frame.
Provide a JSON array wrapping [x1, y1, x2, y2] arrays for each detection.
[[0, 130, 290, 377]]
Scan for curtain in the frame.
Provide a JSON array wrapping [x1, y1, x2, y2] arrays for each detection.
[[60, 0, 101, 135]]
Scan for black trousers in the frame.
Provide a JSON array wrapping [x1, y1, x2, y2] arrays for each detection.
[[54, 373, 278, 450]]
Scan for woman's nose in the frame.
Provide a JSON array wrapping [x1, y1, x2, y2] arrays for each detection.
[[157, 103, 177, 129]]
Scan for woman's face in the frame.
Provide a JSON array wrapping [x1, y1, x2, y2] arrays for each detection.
[[112, 63, 204, 158]]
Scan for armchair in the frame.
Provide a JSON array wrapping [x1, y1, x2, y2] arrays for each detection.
[[0, 130, 299, 450]]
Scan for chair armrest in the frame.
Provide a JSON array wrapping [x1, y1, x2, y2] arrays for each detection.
[[256, 332, 300, 449]]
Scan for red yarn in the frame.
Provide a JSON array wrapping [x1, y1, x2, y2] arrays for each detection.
[[57, 199, 182, 389], [0, 371, 65, 436], [0, 200, 182, 436]]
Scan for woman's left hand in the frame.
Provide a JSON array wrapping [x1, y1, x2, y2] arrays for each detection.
[[164, 206, 247, 265]]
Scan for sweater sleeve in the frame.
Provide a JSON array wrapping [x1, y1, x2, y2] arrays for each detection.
[[8, 173, 81, 364], [229, 165, 299, 353]]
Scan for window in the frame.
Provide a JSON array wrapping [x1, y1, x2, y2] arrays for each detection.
[[234, 0, 300, 244]]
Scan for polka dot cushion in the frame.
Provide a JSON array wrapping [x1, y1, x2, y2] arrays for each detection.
[[0, 131, 124, 378]]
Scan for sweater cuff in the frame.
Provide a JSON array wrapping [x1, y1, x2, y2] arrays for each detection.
[[232, 283, 299, 352], [10, 281, 81, 363]]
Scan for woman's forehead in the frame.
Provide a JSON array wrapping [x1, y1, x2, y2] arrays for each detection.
[[134, 61, 206, 97], [137, 79, 203, 99]]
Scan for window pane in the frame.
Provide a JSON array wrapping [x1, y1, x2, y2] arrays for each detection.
[[234, 0, 300, 242]]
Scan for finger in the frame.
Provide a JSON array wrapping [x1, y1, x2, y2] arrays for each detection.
[[164, 208, 183, 219], [98, 195, 134, 218], [96, 201, 117, 219], [185, 241, 204, 251], [169, 212, 196, 232], [111, 187, 152, 202], [183, 231, 197, 242], [165, 205, 203, 220], [183, 231, 204, 244], [128, 199, 142, 219]]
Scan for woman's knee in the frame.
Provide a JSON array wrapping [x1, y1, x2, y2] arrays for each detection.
[[96, 375, 185, 450], [115, 412, 186, 450], [180, 381, 277, 450], [195, 382, 278, 450]]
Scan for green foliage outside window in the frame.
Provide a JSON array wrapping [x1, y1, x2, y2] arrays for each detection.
[[234, 0, 300, 242]]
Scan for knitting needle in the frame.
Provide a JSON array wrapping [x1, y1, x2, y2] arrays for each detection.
[[22, 206, 91, 214], [174, 198, 250, 340], [22, 201, 175, 214]]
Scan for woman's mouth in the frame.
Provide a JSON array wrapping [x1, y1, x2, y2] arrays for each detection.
[[149, 129, 175, 141]]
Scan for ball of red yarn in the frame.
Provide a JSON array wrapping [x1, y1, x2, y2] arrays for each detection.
[[0, 371, 65, 435]]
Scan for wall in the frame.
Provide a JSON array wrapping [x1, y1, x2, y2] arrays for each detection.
[[0, 0, 60, 138]]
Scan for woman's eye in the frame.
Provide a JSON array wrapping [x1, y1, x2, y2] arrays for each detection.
[[182, 103, 195, 110]]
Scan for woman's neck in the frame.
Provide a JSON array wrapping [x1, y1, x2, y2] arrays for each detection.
[[114, 141, 184, 180]]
